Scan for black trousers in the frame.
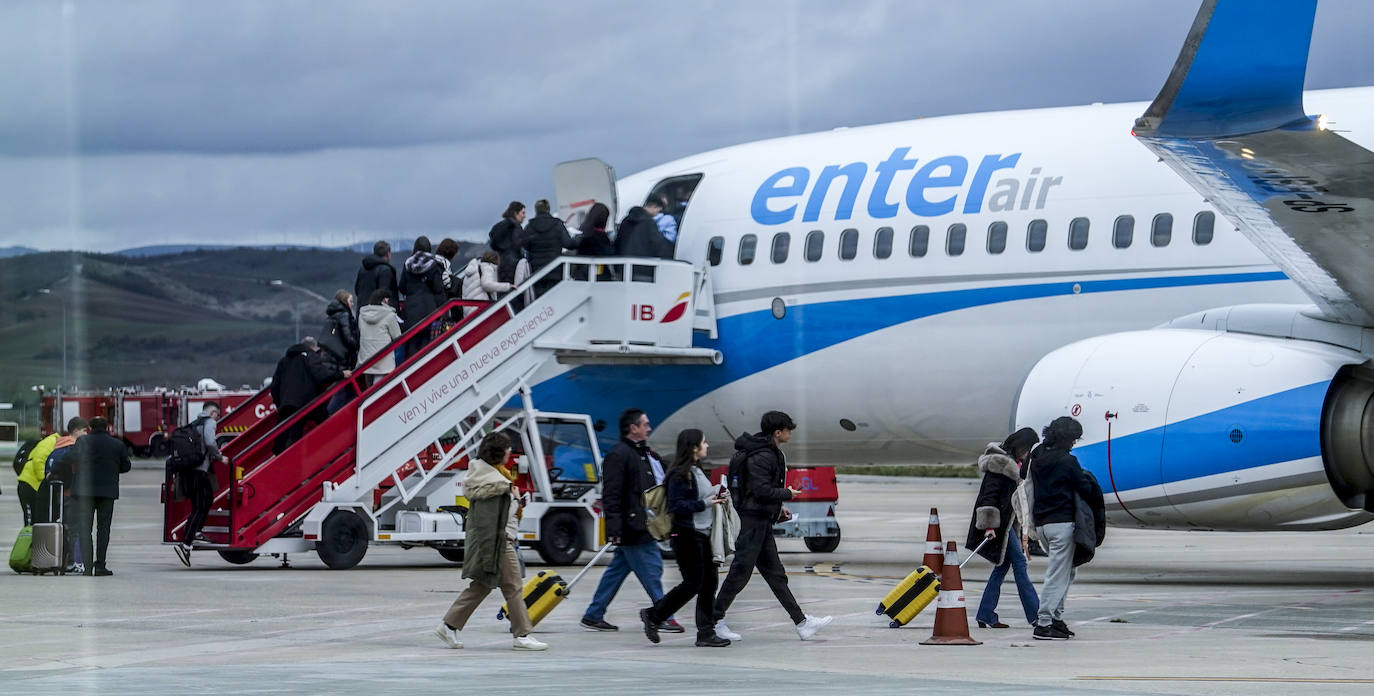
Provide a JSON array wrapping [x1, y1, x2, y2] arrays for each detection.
[[712, 513, 805, 625], [273, 405, 303, 454], [75, 496, 116, 569], [184, 470, 214, 543], [17, 481, 37, 526], [648, 528, 716, 635]]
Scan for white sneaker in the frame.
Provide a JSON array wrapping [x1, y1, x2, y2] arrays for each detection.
[[714, 621, 741, 641], [513, 635, 548, 651], [433, 624, 462, 649], [795, 614, 833, 640]]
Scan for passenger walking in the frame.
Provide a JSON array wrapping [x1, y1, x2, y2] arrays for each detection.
[[581, 409, 679, 633], [354, 240, 398, 310], [712, 411, 832, 641], [522, 199, 578, 298], [16, 429, 59, 526], [434, 237, 461, 298], [434, 431, 548, 651], [576, 203, 613, 256], [638, 429, 733, 648], [175, 402, 228, 566], [399, 236, 446, 359], [614, 204, 671, 260], [489, 202, 526, 285], [270, 337, 348, 452], [1029, 416, 1091, 640], [357, 290, 402, 388], [43, 417, 89, 572], [320, 290, 360, 376], [460, 251, 513, 317], [966, 427, 1040, 629], [64, 417, 131, 576]]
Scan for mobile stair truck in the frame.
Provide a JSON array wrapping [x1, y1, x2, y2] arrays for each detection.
[[162, 257, 721, 568]]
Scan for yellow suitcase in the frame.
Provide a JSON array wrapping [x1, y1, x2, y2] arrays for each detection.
[[876, 566, 940, 628], [499, 543, 612, 628]]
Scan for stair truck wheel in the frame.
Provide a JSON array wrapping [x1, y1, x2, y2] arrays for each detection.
[[149, 433, 171, 458], [316, 509, 369, 569], [535, 511, 583, 565], [803, 526, 841, 553], [437, 546, 465, 564], [217, 549, 259, 565]]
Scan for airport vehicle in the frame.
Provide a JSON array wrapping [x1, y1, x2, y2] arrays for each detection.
[[38, 388, 258, 456], [529, 1, 1374, 532], [162, 258, 724, 568]]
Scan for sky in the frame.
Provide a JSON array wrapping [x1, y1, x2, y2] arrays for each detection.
[[3, 0, 1374, 252]]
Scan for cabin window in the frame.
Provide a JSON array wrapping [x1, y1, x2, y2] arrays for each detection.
[[738, 234, 757, 265], [946, 223, 967, 256], [805, 230, 824, 262], [839, 228, 860, 260], [873, 226, 894, 259], [707, 236, 723, 266], [1113, 215, 1134, 249], [909, 225, 929, 257], [1068, 217, 1089, 250], [1027, 219, 1047, 252], [770, 232, 790, 263], [987, 221, 1008, 254], [1151, 213, 1173, 247], [1193, 211, 1215, 245]]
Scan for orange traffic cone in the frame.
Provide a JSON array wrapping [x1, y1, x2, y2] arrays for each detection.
[[922, 507, 944, 577], [920, 541, 981, 646]]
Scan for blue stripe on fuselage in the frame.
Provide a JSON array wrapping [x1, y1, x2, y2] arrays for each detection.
[[534, 270, 1289, 449], [1075, 380, 1327, 495]]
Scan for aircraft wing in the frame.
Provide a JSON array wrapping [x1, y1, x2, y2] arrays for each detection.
[[1134, 0, 1374, 326]]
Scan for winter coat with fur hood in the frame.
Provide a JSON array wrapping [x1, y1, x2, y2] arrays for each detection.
[[965, 443, 1024, 565]]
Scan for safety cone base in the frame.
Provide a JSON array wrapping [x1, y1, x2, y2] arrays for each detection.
[[920, 635, 982, 646]]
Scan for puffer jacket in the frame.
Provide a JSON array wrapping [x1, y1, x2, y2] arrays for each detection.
[[522, 212, 577, 273], [18, 432, 59, 490], [965, 443, 1022, 565], [488, 217, 525, 284], [319, 299, 359, 369], [353, 254, 397, 306], [460, 258, 512, 303], [357, 304, 402, 375], [730, 432, 793, 519], [399, 252, 446, 328]]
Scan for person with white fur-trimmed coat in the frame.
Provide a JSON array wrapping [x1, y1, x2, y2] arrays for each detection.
[[965, 427, 1041, 629]]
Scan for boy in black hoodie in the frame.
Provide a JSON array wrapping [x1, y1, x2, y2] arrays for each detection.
[[711, 411, 833, 642]]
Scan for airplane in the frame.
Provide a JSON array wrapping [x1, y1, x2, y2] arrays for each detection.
[[533, 0, 1374, 534]]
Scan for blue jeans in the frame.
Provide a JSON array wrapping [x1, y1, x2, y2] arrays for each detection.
[[582, 540, 665, 622], [975, 531, 1039, 626]]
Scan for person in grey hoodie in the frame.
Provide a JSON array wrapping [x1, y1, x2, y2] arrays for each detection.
[[356, 289, 402, 388]]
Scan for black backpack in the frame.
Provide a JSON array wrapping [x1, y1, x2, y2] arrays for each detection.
[[166, 417, 209, 473], [11, 439, 38, 476], [726, 448, 751, 507]]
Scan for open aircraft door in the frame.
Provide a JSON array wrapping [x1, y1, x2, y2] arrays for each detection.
[[554, 158, 618, 232]]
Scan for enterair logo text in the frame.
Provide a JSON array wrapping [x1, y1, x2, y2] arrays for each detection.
[[749, 148, 1063, 225], [631, 292, 690, 323]]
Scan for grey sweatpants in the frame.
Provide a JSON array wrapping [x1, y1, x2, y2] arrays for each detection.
[[1035, 522, 1076, 627]]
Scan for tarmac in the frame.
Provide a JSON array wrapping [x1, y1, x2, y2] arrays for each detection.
[[2, 469, 1373, 695]]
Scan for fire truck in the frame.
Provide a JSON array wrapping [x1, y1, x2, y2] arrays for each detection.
[[39, 387, 260, 457]]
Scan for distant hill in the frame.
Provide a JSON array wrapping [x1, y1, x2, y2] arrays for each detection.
[[119, 243, 320, 257], [0, 243, 483, 405], [0, 246, 38, 258]]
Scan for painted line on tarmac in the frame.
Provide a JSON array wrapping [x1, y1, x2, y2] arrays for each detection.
[[1076, 676, 1374, 684], [1338, 618, 1374, 632]]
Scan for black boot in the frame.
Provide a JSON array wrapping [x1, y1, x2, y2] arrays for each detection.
[[695, 631, 731, 647]]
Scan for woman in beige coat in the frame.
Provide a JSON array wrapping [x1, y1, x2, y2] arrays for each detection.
[[356, 289, 402, 387]]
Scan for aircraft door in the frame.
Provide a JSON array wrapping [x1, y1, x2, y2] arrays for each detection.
[[554, 158, 618, 233]]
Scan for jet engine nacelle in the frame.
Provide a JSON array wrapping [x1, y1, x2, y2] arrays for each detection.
[[1015, 329, 1374, 531]]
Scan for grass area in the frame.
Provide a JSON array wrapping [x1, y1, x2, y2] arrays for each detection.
[[834, 464, 979, 478]]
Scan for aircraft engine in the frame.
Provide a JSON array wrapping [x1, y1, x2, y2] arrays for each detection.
[[1014, 329, 1374, 531]]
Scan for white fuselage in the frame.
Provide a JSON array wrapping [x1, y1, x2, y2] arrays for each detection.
[[537, 88, 1374, 467]]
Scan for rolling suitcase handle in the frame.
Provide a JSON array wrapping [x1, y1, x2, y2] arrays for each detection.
[[563, 543, 614, 593], [958, 536, 992, 569]]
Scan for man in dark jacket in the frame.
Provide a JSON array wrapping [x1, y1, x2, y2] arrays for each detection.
[[522, 199, 578, 298], [712, 411, 832, 642], [354, 241, 398, 310], [614, 206, 672, 260], [1028, 416, 1093, 640], [67, 417, 131, 576], [400, 236, 447, 359], [270, 337, 348, 452], [580, 408, 672, 632]]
